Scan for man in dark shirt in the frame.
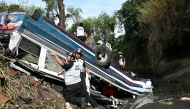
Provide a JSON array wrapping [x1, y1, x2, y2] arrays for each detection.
[[50, 51, 98, 109]]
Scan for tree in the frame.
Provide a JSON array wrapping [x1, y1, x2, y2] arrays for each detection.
[[66, 6, 83, 24], [42, 0, 65, 29], [66, 12, 116, 43], [0, 1, 24, 12], [0, 0, 45, 16], [57, 0, 65, 29], [138, 0, 190, 65], [115, 0, 148, 70], [24, 5, 44, 16]]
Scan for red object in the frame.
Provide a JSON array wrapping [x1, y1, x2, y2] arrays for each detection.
[[103, 82, 114, 97], [5, 69, 19, 75], [1, 26, 8, 31]]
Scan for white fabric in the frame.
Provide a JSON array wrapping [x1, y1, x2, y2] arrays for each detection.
[[64, 62, 81, 85], [9, 32, 22, 51], [0, 15, 5, 25], [76, 26, 85, 36], [76, 59, 85, 72], [119, 58, 124, 66], [130, 72, 136, 77], [9, 32, 22, 55], [85, 72, 90, 95], [105, 42, 111, 49]]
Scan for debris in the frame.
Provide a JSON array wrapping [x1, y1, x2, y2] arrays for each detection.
[[5, 69, 19, 75], [176, 97, 190, 102], [157, 98, 173, 103], [153, 96, 159, 100], [30, 77, 44, 98], [65, 102, 72, 109], [0, 86, 12, 105], [9, 62, 30, 75], [0, 74, 4, 86], [17, 94, 32, 104], [160, 101, 173, 105]]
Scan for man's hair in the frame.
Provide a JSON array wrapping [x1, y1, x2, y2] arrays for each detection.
[[80, 22, 83, 26]]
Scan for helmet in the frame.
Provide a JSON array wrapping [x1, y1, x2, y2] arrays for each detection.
[[75, 48, 83, 56], [118, 52, 123, 55], [66, 52, 75, 58], [66, 52, 74, 56]]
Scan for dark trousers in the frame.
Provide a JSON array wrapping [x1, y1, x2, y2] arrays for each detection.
[[77, 36, 86, 42], [120, 66, 124, 70], [80, 72, 86, 90], [64, 82, 98, 108]]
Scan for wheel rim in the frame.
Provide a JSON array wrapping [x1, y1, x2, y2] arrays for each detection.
[[97, 51, 107, 62]]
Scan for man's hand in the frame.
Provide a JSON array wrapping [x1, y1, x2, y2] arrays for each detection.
[[88, 73, 91, 80], [49, 51, 56, 56], [122, 65, 125, 69], [58, 70, 65, 76]]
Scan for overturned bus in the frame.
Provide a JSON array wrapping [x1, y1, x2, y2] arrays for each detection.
[[0, 10, 153, 107]]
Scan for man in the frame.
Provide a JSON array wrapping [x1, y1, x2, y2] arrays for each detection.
[[57, 52, 75, 75], [74, 48, 91, 94], [104, 39, 112, 52], [74, 23, 87, 42], [99, 29, 105, 41], [50, 51, 98, 109], [118, 52, 126, 70]]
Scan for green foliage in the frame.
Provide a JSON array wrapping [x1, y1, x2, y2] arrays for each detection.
[[66, 12, 116, 43], [114, 0, 149, 70], [0, 1, 44, 16], [138, 0, 190, 65], [42, 0, 58, 21], [66, 6, 83, 24], [24, 5, 44, 16], [172, 76, 190, 93], [0, 1, 24, 12]]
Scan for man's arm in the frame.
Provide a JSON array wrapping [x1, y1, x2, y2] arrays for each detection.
[[50, 51, 65, 66], [83, 61, 91, 77], [123, 59, 126, 69], [74, 31, 77, 37], [110, 48, 112, 51], [85, 67, 90, 75], [109, 44, 112, 51], [84, 32, 88, 40]]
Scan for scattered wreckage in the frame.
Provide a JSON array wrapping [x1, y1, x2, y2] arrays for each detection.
[[0, 10, 153, 108]]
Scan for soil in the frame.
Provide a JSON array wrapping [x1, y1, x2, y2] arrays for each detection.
[[0, 67, 104, 109]]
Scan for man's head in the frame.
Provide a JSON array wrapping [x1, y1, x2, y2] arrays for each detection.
[[71, 52, 75, 61], [104, 39, 108, 43], [118, 52, 123, 57], [75, 48, 83, 59], [66, 52, 75, 61], [79, 22, 83, 27]]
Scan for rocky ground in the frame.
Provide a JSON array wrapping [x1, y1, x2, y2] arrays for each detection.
[[0, 55, 106, 109]]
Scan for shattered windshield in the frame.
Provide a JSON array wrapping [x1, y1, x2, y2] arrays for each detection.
[[45, 51, 62, 73]]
